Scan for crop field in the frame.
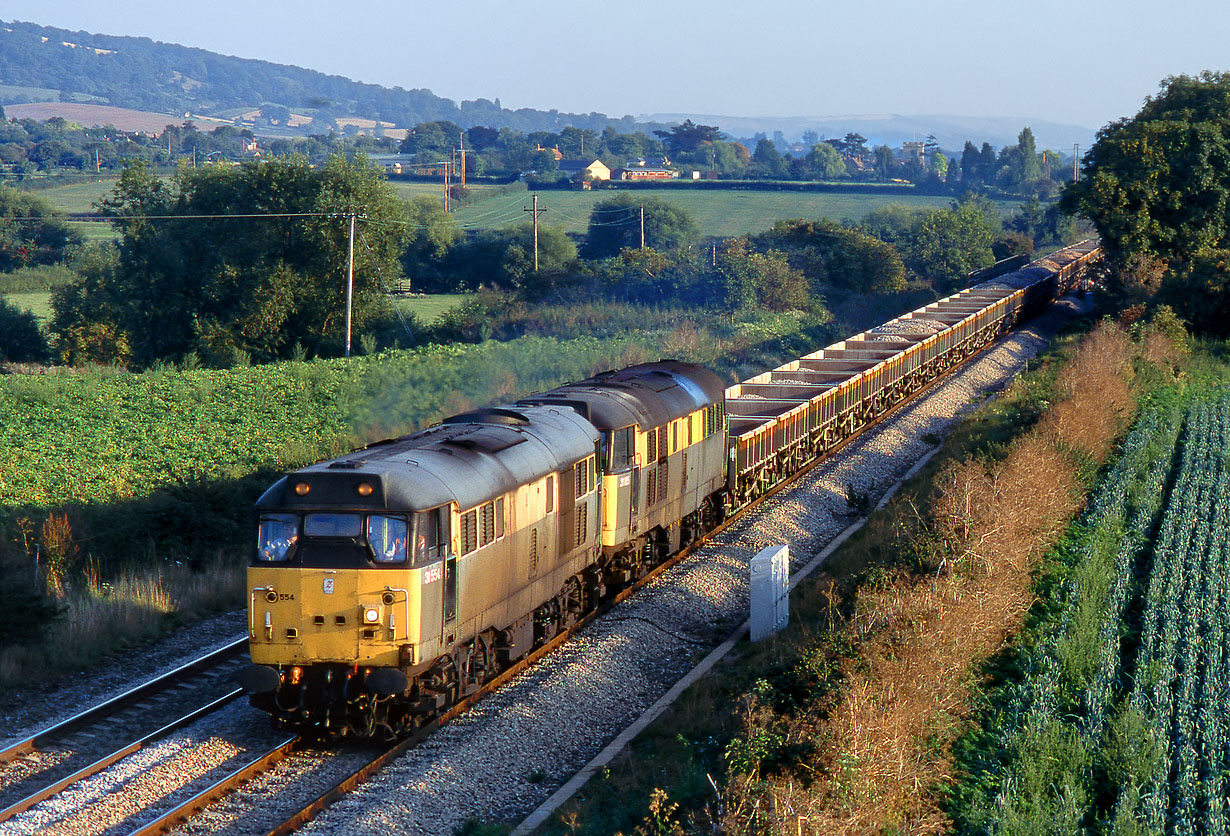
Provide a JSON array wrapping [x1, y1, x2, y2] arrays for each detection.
[[954, 385, 1230, 834], [451, 187, 1019, 237]]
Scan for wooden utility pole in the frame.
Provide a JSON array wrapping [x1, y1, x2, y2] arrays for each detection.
[[1073, 144, 1080, 182], [524, 193, 544, 271], [345, 213, 355, 357], [640, 205, 645, 249]]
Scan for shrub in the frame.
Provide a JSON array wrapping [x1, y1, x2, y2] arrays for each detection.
[[0, 296, 49, 363]]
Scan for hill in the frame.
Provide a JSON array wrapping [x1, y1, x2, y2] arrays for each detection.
[[0, 19, 651, 136]]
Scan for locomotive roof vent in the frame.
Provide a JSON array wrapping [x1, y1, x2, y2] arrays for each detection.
[[328, 461, 364, 469], [443, 407, 530, 426]]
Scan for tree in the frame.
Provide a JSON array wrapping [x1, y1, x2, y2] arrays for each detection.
[[441, 223, 575, 292], [755, 218, 906, 294], [960, 141, 982, 189], [1063, 72, 1230, 266], [0, 297, 49, 362], [751, 138, 785, 177], [54, 156, 410, 367], [837, 132, 870, 161], [1017, 126, 1042, 184], [1159, 250, 1230, 336], [652, 119, 723, 155], [0, 186, 82, 271], [930, 151, 949, 180], [706, 239, 810, 312], [580, 194, 698, 259], [873, 145, 895, 180], [901, 203, 996, 286], [806, 142, 847, 179], [400, 120, 462, 156], [978, 142, 998, 185]]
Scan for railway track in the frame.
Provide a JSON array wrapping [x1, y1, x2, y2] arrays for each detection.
[[4, 281, 1098, 834], [0, 638, 248, 827], [225, 298, 1029, 836]]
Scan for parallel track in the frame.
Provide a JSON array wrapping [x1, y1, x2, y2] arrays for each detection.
[[0, 638, 249, 825]]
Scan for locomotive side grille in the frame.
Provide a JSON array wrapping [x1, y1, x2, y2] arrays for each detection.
[[647, 428, 658, 462], [682, 452, 688, 492], [575, 459, 588, 497], [460, 509, 478, 555], [646, 470, 657, 507], [660, 458, 669, 497], [528, 529, 538, 578], [481, 503, 496, 547], [575, 502, 588, 547]]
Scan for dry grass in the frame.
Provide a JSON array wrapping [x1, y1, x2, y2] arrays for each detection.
[[721, 322, 1140, 835], [1035, 322, 1136, 464], [0, 556, 245, 692]]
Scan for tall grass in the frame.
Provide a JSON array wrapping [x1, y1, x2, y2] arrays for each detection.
[[0, 555, 245, 693]]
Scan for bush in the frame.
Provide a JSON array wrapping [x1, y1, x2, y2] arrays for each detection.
[[0, 296, 49, 363]]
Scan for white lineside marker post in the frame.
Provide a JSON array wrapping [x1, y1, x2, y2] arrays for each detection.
[[750, 545, 789, 641]]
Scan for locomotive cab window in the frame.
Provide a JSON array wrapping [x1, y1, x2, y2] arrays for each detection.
[[257, 514, 298, 562], [603, 427, 634, 471], [368, 515, 408, 564], [412, 507, 451, 566], [304, 513, 362, 538]]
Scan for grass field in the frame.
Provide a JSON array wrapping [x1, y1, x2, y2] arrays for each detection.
[[30, 176, 1020, 241], [30, 178, 119, 214], [387, 181, 509, 202], [3, 290, 53, 323], [390, 293, 468, 323], [452, 187, 1020, 237]]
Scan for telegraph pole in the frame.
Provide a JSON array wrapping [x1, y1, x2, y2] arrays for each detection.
[[345, 213, 355, 357], [456, 136, 468, 189], [524, 193, 544, 271], [443, 161, 451, 212]]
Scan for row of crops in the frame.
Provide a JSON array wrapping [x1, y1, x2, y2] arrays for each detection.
[[952, 386, 1230, 834]]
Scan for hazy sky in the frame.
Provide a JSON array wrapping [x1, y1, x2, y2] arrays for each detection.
[[6, 0, 1229, 131]]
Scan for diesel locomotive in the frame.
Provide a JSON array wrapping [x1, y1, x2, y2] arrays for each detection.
[[238, 241, 1103, 739]]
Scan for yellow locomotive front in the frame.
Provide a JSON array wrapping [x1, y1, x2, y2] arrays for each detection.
[[240, 470, 458, 737], [238, 405, 603, 739]]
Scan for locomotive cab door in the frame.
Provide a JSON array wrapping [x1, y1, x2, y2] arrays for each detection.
[[412, 507, 454, 645], [603, 426, 637, 537]]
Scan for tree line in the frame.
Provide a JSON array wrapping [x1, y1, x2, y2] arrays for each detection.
[[0, 149, 1084, 368]]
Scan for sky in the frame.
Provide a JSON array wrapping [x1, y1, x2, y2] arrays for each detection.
[[5, 0, 1229, 132]]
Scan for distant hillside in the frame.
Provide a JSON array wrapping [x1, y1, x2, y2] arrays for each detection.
[[0, 19, 648, 135], [644, 112, 1097, 154]]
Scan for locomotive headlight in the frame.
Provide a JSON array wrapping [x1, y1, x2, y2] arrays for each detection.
[[356, 482, 374, 497], [294, 482, 311, 496], [363, 607, 380, 624]]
